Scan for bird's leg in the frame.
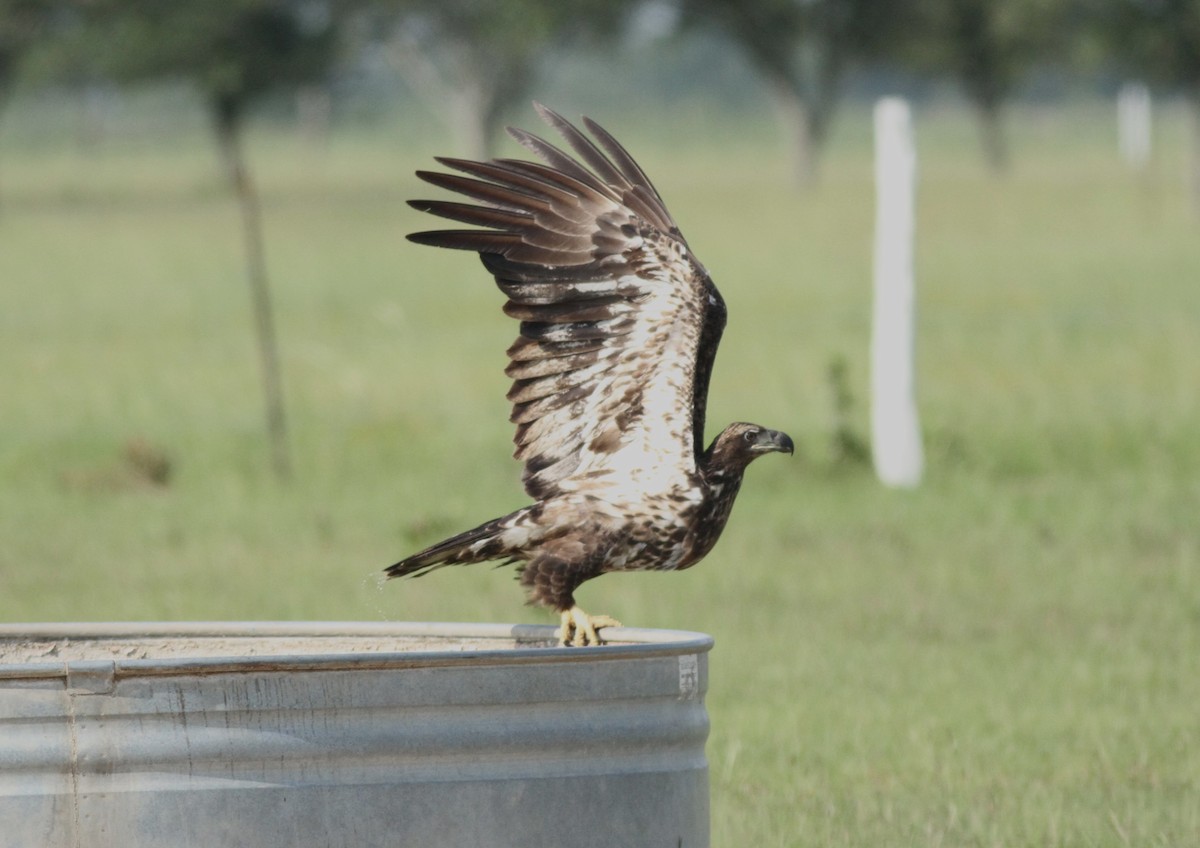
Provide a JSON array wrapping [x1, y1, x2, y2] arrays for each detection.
[[557, 610, 573, 645], [556, 606, 621, 647]]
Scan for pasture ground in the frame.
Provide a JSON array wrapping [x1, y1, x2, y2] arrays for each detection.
[[2, 98, 1198, 845]]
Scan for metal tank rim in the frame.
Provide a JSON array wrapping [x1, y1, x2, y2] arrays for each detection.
[[0, 620, 714, 683]]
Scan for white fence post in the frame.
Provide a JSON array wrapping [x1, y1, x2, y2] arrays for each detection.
[[871, 97, 924, 489], [1117, 82, 1152, 170]]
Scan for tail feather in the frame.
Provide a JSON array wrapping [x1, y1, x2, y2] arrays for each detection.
[[386, 509, 530, 580]]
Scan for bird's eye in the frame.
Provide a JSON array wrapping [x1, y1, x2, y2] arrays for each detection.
[[742, 429, 758, 442]]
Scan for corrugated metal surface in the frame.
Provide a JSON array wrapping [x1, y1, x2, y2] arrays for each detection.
[[0, 622, 711, 848]]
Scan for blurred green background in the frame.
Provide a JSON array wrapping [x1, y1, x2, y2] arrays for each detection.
[[3, 2, 1200, 845]]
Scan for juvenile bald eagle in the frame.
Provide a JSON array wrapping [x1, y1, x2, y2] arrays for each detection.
[[387, 104, 793, 646]]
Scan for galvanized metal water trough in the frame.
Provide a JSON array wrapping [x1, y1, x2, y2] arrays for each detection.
[[0, 621, 711, 848]]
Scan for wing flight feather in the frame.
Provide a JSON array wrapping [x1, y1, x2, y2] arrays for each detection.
[[407, 104, 727, 501]]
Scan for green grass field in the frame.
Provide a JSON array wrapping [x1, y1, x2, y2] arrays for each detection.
[[2, 99, 1199, 845]]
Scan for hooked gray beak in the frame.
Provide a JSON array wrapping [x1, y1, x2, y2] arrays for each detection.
[[755, 429, 795, 455]]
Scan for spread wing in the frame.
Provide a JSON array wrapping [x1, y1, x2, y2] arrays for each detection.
[[408, 103, 726, 501]]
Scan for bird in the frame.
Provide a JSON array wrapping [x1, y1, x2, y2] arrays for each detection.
[[386, 103, 793, 646]]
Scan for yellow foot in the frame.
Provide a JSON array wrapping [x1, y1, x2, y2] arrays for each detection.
[[556, 606, 622, 647]]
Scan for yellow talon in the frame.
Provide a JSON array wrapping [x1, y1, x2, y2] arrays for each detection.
[[556, 606, 622, 646]]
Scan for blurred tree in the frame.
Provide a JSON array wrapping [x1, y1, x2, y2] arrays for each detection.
[[20, 9, 133, 151], [86, 1, 342, 480], [0, 0, 42, 107], [680, 0, 899, 187], [1089, 0, 1200, 209], [902, 0, 1066, 174], [369, 0, 632, 159], [0, 0, 52, 211]]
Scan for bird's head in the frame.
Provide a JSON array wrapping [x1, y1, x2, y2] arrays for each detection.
[[705, 422, 794, 472]]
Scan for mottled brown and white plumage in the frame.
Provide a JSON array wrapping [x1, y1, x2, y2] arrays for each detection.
[[386, 104, 793, 645]]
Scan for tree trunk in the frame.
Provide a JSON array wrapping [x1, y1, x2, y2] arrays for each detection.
[[767, 78, 818, 190], [296, 85, 332, 150], [975, 98, 1009, 176], [389, 38, 502, 161], [1189, 88, 1200, 215], [444, 81, 493, 160], [421, 66, 514, 161], [212, 98, 292, 481], [0, 87, 9, 219], [77, 83, 113, 152]]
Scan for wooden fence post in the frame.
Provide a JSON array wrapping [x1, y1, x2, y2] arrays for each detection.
[[1117, 82, 1152, 170]]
